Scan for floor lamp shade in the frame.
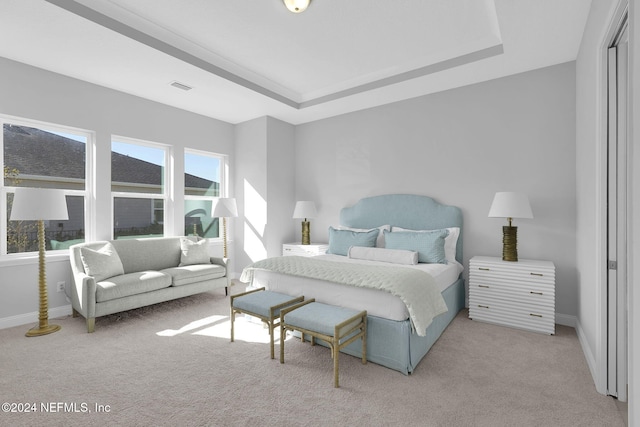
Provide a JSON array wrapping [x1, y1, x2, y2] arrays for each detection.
[[10, 188, 69, 221], [293, 201, 317, 245], [488, 192, 533, 262], [212, 198, 238, 258], [10, 188, 69, 337]]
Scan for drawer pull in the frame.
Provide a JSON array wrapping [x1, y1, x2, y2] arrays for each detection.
[[478, 304, 490, 309], [529, 291, 543, 295], [529, 313, 543, 318], [530, 272, 543, 277], [479, 285, 490, 288], [479, 267, 490, 271]]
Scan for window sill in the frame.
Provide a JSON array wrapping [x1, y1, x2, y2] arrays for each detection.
[[0, 250, 70, 267]]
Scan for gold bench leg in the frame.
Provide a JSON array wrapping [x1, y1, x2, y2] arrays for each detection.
[[230, 308, 235, 343], [334, 342, 340, 388], [269, 321, 275, 359], [280, 325, 286, 364], [362, 314, 367, 365]]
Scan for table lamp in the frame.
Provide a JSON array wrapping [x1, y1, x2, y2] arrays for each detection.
[[293, 201, 317, 245], [10, 188, 69, 337], [488, 192, 533, 262]]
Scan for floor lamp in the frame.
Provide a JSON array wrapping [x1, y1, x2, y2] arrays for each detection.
[[10, 188, 69, 337], [212, 198, 238, 258]]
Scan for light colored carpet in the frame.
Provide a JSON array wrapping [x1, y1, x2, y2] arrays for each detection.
[[0, 287, 625, 427]]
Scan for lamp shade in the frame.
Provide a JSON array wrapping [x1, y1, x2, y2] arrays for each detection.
[[212, 198, 238, 218], [292, 201, 317, 219], [10, 188, 69, 221], [488, 192, 533, 219]]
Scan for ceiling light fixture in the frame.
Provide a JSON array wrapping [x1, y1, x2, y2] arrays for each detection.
[[283, 0, 310, 13]]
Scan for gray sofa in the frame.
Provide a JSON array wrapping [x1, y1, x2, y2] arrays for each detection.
[[69, 236, 228, 332]]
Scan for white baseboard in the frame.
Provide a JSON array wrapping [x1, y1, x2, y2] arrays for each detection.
[[558, 314, 604, 395], [0, 305, 72, 330], [575, 317, 602, 394]]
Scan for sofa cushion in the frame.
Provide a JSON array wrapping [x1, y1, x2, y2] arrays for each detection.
[[179, 238, 211, 266], [95, 271, 172, 303], [162, 264, 227, 287], [111, 237, 186, 273], [80, 243, 125, 282]]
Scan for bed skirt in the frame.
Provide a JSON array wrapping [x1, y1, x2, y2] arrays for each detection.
[[297, 277, 465, 375]]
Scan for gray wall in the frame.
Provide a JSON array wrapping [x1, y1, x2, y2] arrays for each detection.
[[574, 1, 640, 418], [575, 1, 640, 413], [234, 116, 296, 269], [294, 62, 577, 318], [574, 0, 615, 393], [0, 57, 234, 325]]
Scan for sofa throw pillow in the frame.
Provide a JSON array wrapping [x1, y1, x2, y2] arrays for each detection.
[[80, 243, 125, 282], [179, 238, 211, 266], [327, 226, 378, 256], [383, 229, 449, 264]]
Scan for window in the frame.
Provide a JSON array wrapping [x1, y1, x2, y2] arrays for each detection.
[[184, 150, 223, 238], [111, 138, 168, 239], [2, 118, 88, 254], [1, 114, 231, 257]]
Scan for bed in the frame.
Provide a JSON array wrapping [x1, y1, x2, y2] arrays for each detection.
[[241, 194, 464, 375]]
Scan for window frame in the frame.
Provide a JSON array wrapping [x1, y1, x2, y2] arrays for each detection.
[[111, 135, 172, 240], [0, 114, 93, 257], [0, 114, 232, 261], [184, 148, 227, 240]]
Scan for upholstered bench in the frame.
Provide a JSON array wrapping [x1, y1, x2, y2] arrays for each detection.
[[230, 288, 303, 359], [280, 299, 367, 388]]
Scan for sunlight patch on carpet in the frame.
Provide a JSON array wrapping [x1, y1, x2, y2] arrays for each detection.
[[156, 315, 227, 336], [194, 315, 285, 344]]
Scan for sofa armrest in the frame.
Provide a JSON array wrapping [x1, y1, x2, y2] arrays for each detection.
[[69, 271, 97, 319], [210, 257, 228, 269]]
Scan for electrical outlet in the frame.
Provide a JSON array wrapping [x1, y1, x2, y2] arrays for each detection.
[[56, 281, 65, 293]]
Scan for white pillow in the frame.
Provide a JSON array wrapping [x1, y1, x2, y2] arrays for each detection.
[[391, 226, 460, 267], [338, 225, 390, 247], [348, 246, 418, 265], [80, 243, 125, 282], [179, 238, 211, 266]]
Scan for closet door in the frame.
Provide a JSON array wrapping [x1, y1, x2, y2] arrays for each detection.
[[606, 14, 628, 402]]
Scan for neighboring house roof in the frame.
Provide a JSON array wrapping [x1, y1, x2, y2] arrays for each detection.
[[3, 124, 216, 189]]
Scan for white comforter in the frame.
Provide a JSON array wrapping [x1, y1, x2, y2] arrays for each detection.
[[240, 256, 448, 336]]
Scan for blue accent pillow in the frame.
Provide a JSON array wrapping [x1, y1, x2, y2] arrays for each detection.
[[327, 227, 379, 256], [383, 229, 449, 264]]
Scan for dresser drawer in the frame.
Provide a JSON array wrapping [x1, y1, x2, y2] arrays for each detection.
[[469, 280, 555, 306], [469, 290, 555, 315], [470, 264, 554, 284], [469, 302, 555, 335], [468, 256, 556, 334]]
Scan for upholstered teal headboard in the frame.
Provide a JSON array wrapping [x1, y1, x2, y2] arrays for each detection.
[[340, 194, 463, 264]]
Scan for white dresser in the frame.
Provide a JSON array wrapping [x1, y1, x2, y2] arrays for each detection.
[[468, 256, 556, 334], [282, 242, 328, 257]]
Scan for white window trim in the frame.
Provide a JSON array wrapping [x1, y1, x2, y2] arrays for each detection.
[[184, 148, 226, 240], [0, 114, 93, 258], [111, 135, 171, 239]]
